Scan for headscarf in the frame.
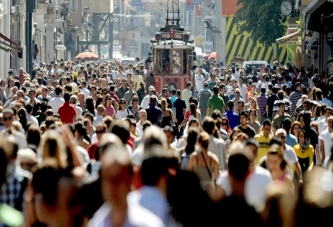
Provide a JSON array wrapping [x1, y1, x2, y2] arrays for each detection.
[[298, 129, 310, 153]]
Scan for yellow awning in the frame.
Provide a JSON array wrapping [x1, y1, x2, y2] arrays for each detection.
[[276, 30, 301, 43]]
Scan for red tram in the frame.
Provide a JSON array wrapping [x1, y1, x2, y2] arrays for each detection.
[[148, 0, 196, 93]]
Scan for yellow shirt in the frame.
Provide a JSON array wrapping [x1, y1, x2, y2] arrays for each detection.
[[293, 144, 314, 172], [254, 133, 272, 165], [133, 75, 143, 90]]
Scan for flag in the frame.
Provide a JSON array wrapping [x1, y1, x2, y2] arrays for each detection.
[[195, 5, 200, 16]]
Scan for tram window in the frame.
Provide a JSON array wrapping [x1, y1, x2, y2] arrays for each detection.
[[171, 50, 181, 74], [162, 50, 171, 74], [156, 49, 163, 75], [183, 50, 187, 75]]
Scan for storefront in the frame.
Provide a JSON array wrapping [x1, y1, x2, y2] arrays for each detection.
[[302, 0, 333, 73]]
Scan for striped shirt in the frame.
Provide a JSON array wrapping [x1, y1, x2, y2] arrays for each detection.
[[273, 98, 291, 113], [289, 91, 302, 117], [182, 89, 192, 110], [256, 94, 268, 116]]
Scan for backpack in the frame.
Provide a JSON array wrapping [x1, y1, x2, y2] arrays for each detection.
[[199, 90, 211, 110]]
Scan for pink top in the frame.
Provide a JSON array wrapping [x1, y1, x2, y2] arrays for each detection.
[[105, 106, 115, 116], [279, 172, 287, 182]]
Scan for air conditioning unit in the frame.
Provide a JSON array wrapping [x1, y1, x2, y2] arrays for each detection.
[[129, 31, 141, 39]]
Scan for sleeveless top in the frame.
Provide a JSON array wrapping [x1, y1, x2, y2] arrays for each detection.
[[193, 152, 214, 190], [161, 109, 172, 128]]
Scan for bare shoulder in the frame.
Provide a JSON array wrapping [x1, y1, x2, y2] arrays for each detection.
[[208, 152, 219, 163]]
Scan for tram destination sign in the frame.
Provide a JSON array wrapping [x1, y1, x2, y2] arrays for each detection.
[[161, 32, 184, 39]]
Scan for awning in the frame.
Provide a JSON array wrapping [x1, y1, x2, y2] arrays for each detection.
[[302, 0, 333, 33], [276, 30, 301, 43], [0, 32, 22, 52]]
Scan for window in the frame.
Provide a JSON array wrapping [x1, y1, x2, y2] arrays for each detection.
[[129, 40, 138, 53], [171, 50, 181, 74]]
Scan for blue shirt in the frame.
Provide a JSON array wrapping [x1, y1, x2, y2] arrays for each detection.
[[223, 110, 239, 130], [286, 133, 297, 148], [169, 96, 177, 112]]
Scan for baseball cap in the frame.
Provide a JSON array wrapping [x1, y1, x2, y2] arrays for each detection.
[[149, 86, 155, 92], [163, 125, 174, 133], [2, 108, 14, 115]]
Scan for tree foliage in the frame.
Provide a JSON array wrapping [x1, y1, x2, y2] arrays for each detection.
[[235, 0, 287, 46], [60, 3, 73, 33]]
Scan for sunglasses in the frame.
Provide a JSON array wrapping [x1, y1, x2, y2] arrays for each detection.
[[2, 116, 13, 121], [96, 130, 105, 134], [107, 98, 112, 100], [103, 92, 108, 95], [133, 99, 138, 101]]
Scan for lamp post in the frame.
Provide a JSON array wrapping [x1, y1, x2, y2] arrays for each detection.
[[26, 0, 34, 74]]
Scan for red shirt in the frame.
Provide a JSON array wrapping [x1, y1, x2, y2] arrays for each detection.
[[58, 102, 76, 124]]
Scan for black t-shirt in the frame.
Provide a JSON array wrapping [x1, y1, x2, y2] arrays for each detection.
[[173, 98, 186, 121], [74, 175, 103, 219], [266, 94, 278, 118], [233, 125, 256, 138], [214, 195, 264, 227]]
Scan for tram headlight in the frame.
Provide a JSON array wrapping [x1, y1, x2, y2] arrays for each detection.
[[155, 34, 161, 41]]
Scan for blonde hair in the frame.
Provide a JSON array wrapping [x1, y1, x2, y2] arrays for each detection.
[[39, 130, 67, 169], [161, 98, 167, 111], [12, 121, 22, 132]]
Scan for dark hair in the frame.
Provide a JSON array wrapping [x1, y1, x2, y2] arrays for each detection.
[[190, 98, 198, 107], [150, 95, 157, 104], [282, 118, 292, 132], [75, 123, 91, 144], [185, 129, 198, 156], [26, 125, 41, 149], [213, 86, 219, 94], [85, 97, 95, 116], [263, 119, 272, 127], [239, 110, 248, 118], [202, 117, 216, 135], [64, 92, 71, 102], [227, 100, 234, 110], [189, 103, 197, 118], [269, 137, 282, 146], [110, 120, 130, 145], [228, 154, 249, 180], [142, 120, 152, 131], [55, 86, 62, 95], [261, 87, 266, 94], [141, 157, 178, 186], [18, 108, 28, 131]]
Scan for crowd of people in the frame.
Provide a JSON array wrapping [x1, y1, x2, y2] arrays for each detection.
[[1, 58, 333, 227]]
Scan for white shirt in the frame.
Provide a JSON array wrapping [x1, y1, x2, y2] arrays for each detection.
[[217, 166, 272, 212], [75, 106, 83, 116], [238, 84, 247, 102], [320, 129, 332, 165], [284, 144, 298, 166], [195, 74, 205, 91], [49, 97, 65, 114], [136, 121, 144, 137], [318, 117, 328, 134], [81, 87, 90, 100], [88, 201, 164, 227], [93, 115, 104, 127], [27, 114, 39, 127], [141, 95, 150, 109], [115, 110, 128, 119], [128, 186, 169, 224]]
